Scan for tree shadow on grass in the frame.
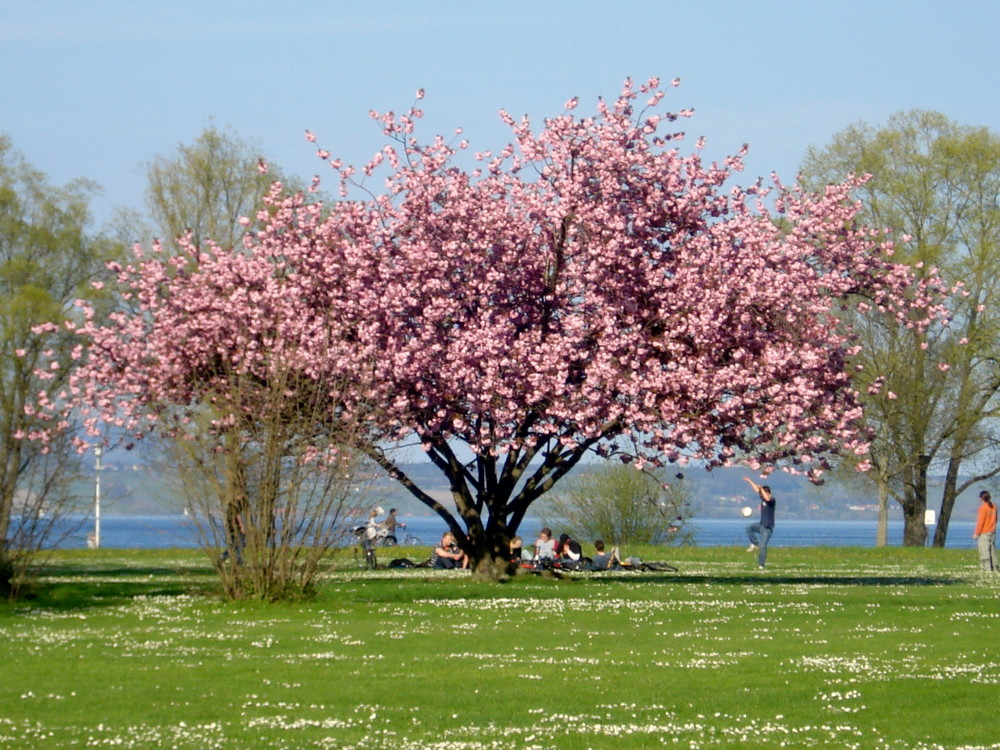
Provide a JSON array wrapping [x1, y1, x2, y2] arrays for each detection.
[[586, 572, 967, 587], [8, 563, 221, 611]]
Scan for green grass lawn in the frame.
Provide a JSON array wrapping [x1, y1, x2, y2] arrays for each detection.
[[1, 546, 998, 749]]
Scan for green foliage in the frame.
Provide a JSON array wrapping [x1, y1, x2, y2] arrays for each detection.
[[144, 125, 300, 252], [541, 460, 694, 546], [0, 547, 995, 748], [0, 135, 117, 596], [800, 111, 1000, 546]]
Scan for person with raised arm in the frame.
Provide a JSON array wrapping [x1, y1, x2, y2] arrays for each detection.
[[743, 476, 776, 570]]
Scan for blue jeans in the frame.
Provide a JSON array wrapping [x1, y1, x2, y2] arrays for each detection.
[[746, 523, 773, 567]]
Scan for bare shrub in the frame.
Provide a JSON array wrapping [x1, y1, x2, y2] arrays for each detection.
[[2, 433, 87, 598], [152, 367, 374, 601]]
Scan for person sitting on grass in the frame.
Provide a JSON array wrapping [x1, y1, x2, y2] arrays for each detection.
[[509, 535, 525, 562], [590, 539, 620, 570], [431, 532, 469, 570], [534, 527, 556, 560], [558, 533, 583, 562]]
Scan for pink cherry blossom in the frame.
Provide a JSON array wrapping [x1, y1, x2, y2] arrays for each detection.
[[31, 78, 947, 571]]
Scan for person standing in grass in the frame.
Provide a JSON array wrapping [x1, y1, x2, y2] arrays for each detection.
[[973, 490, 996, 572], [383, 508, 405, 544], [743, 476, 776, 570]]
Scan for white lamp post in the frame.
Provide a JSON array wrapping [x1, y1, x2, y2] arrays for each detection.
[[93, 446, 102, 550]]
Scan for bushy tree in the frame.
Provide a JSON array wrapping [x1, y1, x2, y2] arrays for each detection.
[[144, 125, 297, 252], [30, 230, 375, 600], [156, 365, 373, 601], [0, 135, 114, 596], [37, 80, 944, 578], [801, 111, 1000, 546], [128, 127, 353, 599], [543, 461, 693, 547]]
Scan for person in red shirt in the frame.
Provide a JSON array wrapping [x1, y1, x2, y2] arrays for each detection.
[[973, 490, 996, 572]]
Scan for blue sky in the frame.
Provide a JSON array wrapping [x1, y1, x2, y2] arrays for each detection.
[[2, 1, 998, 228]]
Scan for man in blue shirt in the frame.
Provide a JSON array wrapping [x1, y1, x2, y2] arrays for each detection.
[[744, 477, 776, 569]]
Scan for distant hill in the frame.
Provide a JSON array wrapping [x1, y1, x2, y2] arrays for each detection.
[[369, 461, 984, 522], [88, 452, 983, 522]]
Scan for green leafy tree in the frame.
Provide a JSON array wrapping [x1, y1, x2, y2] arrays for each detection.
[[801, 111, 1000, 546], [0, 135, 114, 595], [543, 461, 694, 547], [144, 124, 297, 251]]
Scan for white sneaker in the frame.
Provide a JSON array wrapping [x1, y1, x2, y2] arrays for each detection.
[[747, 544, 759, 552], [758, 565, 766, 570]]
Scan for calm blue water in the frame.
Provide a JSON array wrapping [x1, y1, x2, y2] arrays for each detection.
[[59, 515, 978, 550]]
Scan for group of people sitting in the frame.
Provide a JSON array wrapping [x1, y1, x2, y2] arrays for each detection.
[[512, 527, 623, 571], [429, 526, 624, 571]]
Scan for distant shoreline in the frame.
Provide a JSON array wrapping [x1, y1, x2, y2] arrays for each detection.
[[56, 514, 979, 550]]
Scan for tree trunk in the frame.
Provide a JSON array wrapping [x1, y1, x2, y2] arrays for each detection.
[[0, 509, 11, 599], [932, 453, 962, 548], [471, 552, 517, 581], [933, 486, 959, 548], [901, 501, 928, 546], [0, 444, 17, 598], [465, 519, 517, 581], [876, 477, 889, 547], [899, 455, 930, 546]]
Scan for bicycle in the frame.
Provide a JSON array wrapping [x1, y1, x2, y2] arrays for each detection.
[[351, 526, 381, 569], [395, 529, 423, 546], [351, 527, 422, 568]]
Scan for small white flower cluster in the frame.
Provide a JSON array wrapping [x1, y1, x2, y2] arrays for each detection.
[[815, 689, 866, 713]]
